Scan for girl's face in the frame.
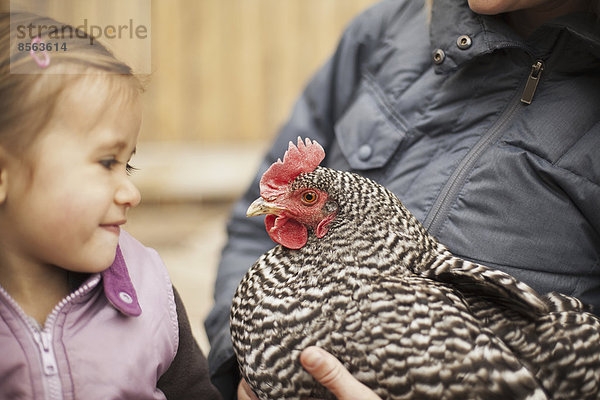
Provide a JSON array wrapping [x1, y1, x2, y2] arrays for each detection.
[[1, 77, 142, 274]]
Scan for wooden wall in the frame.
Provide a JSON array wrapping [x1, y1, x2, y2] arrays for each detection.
[[7, 0, 378, 143], [145, 0, 378, 143]]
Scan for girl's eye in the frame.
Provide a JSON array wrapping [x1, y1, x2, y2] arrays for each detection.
[[100, 159, 138, 175], [301, 191, 318, 205], [100, 159, 119, 170]]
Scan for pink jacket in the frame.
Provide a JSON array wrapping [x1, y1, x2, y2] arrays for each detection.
[[0, 230, 178, 399]]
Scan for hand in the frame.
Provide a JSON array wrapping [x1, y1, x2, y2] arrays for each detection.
[[300, 346, 382, 400], [238, 379, 259, 400], [237, 346, 382, 400]]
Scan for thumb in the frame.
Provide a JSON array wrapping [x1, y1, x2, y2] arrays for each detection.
[[300, 346, 381, 400]]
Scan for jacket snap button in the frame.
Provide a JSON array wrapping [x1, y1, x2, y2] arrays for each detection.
[[432, 49, 445, 64], [456, 35, 472, 50], [358, 145, 373, 161], [119, 291, 133, 304]]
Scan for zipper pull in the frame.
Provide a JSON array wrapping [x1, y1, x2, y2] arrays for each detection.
[[33, 330, 59, 376], [521, 60, 544, 105]]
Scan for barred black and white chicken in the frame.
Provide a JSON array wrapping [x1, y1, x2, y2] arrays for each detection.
[[230, 137, 600, 400]]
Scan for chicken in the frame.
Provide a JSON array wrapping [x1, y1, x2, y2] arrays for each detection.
[[230, 137, 600, 400]]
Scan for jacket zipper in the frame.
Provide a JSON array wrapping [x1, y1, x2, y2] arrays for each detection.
[[32, 329, 62, 400], [521, 60, 544, 104], [0, 276, 100, 400], [423, 59, 544, 235]]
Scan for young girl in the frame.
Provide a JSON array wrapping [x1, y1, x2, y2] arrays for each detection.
[[0, 12, 221, 399]]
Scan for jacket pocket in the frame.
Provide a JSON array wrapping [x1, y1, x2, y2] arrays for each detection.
[[334, 78, 407, 170]]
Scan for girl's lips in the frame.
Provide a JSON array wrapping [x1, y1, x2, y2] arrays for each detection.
[[100, 221, 125, 235]]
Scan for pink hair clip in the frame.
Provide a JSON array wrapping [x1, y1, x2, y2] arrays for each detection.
[[30, 37, 50, 68]]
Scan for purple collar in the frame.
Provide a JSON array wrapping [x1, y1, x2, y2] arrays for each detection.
[[101, 246, 142, 317]]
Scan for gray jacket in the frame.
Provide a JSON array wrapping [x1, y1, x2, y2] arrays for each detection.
[[205, 0, 600, 397]]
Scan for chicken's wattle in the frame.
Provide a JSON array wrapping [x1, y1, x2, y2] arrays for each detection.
[[265, 214, 307, 249]]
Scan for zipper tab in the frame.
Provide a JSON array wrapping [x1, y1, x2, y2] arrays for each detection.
[[33, 330, 59, 376], [521, 60, 544, 105]]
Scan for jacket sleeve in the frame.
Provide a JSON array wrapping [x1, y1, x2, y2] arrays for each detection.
[[203, 2, 392, 398], [157, 286, 222, 400]]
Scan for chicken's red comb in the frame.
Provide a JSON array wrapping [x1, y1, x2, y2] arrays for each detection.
[[260, 137, 325, 199]]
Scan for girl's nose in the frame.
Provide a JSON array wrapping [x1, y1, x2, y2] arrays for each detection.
[[116, 176, 142, 208]]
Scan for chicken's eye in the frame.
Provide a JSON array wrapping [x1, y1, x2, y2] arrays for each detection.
[[301, 191, 318, 205]]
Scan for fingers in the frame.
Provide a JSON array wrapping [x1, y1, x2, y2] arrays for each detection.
[[300, 346, 382, 400], [238, 379, 260, 400]]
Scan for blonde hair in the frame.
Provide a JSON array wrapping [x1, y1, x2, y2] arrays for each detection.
[[0, 12, 143, 151]]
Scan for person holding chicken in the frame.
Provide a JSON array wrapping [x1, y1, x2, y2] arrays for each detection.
[[205, 0, 600, 399]]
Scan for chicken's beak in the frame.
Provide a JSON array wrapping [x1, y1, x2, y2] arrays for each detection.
[[246, 197, 283, 217]]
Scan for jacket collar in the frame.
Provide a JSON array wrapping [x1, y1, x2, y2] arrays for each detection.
[[429, 0, 600, 73], [101, 245, 142, 317], [545, 12, 600, 56]]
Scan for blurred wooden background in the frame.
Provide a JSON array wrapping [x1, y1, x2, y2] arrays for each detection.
[[8, 0, 377, 144], [147, 0, 377, 144]]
